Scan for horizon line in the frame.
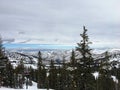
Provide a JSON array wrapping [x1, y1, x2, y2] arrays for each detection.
[[3, 43, 118, 50]]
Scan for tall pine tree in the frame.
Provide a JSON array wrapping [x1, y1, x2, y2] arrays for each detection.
[[48, 60, 57, 89], [37, 51, 42, 88], [76, 26, 96, 90], [5, 61, 14, 88], [37, 51, 46, 88], [0, 35, 9, 87], [67, 50, 77, 89]]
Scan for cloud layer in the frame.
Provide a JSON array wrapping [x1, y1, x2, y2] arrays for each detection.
[[0, 0, 120, 48]]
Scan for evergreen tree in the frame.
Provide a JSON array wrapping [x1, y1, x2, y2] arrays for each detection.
[[37, 51, 46, 88], [5, 61, 14, 88], [18, 58, 25, 74], [76, 26, 96, 90], [97, 51, 116, 90], [115, 65, 120, 90], [99, 51, 111, 76], [58, 57, 69, 90], [67, 50, 77, 89], [48, 60, 57, 89], [14, 58, 25, 89], [0, 35, 9, 87], [0, 35, 4, 58], [29, 66, 36, 82], [41, 66, 47, 88], [37, 51, 42, 88], [70, 50, 76, 69]]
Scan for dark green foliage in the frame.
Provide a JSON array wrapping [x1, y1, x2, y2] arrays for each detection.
[[48, 60, 57, 89], [37, 51, 43, 88], [0, 35, 4, 58], [41, 66, 47, 88], [67, 50, 78, 89], [5, 61, 14, 88], [37, 51, 46, 88], [97, 75, 116, 90], [76, 26, 94, 73], [110, 64, 120, 90], [29, 67, 37, 82], [14, 59, 25, 88], [15, 58, 25, 74], [0, 58, 12, 87], [37, 51, 42, 67], [96, 51, 116, 90], [0, 36, 14, 88], [58, 58, 69, 90], [99, 52, 111, 75], [75, 26, 96, 90], [70, 50, 76, 68]]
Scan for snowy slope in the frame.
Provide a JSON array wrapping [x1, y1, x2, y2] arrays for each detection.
[[0, 81, 53, 90]]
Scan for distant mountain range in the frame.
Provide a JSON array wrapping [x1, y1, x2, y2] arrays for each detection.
[[5, 48, 120, 69]]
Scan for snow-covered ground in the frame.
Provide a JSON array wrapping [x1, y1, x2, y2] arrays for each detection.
[[0, 82, 53, 90]]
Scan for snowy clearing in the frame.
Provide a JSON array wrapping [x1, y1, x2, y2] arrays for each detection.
[[0, 81, 53, 90]]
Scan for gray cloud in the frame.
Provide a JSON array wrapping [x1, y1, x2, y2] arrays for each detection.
[[18, 31, 25, 35], [18, 39, 31, 43], [0, 0, 120, 48], [3, 38, 15, 43]]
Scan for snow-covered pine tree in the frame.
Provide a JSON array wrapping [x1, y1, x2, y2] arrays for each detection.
[[97, 51, 116, 90], [76, 26, 96, 90]]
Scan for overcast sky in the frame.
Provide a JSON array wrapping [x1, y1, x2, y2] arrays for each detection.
[[0, 0, 120, 48]]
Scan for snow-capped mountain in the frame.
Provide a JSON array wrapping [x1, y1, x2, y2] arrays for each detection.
[[5, 49, 72, 69], [5, 48, 120, 69]]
